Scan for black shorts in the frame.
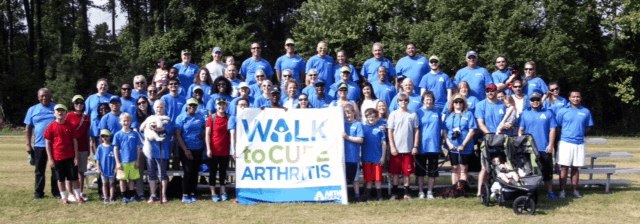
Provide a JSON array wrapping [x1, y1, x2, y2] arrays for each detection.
[[54, 158, 79, 181], [345, 162, 359, 184], [449, 153, 469, 165], [415, 153, 440, 177], [539, 152, 554, 181]]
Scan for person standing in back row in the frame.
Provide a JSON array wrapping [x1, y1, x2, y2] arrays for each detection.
[[454, 51, 493, 101], [361, 42, 396, 84], [275, 39, 306, 88], [240, 42, 274, 85], [306, 41, 335, 84], [173, 50, 200, 90], [396, 43, 429, 94]]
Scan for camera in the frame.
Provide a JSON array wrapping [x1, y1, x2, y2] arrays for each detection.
[[452, 128, 461, 140]]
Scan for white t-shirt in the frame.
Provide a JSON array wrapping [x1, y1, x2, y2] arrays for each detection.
[[360, 99, 379, 124], [513, 95, 525, 118], [206, 62, 226, 81]]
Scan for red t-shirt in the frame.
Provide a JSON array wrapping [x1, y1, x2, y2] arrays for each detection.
[[64, 112, 90, 152], [206, 114, 230, 156], [44, 121, 77, 161]]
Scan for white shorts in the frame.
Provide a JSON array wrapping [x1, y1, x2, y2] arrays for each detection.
[[556, 141, 585, 167]]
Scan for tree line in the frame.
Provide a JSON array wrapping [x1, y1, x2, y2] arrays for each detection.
[[1, 0, 639, 135]]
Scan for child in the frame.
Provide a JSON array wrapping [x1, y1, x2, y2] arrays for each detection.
[[361, 108, 387, 201], [205, 98, 231, 202], [44, 104, 84, 204], [225, 56, 235, 67], [342, 104, 364, 202], [493, 157, 520, 184], [113, 113, 142, 204], [95, 129, 116, 204], [496, 92, 517, 135]]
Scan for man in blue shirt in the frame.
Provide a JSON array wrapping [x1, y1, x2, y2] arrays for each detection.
[[100, 96, 124, 137], [173, 49, 200, 90], [474, 83, 507, 197], [275, 38, 306, 88], [305, 41, 334, 84], [25, 88, 60, 199], [370, 66, 396, 107], [329, 66, 361, 101], [308, 80, 333, 108], [361, 42, 396, 84], [555, 90, 594, 199], [518, 92, 559, 199], [419, 55, 454, 111], [395, 43, 429, 94], [161, 78, 187, 122], [491, 56, 517, 91], [120, 83, 137, 116], [240, 42, 274, 85], [454, 51, 493, 100]]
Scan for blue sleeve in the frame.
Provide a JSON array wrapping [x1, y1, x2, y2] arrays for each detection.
[[555, 109, 564, 127], [395, 59, 404, 77], [360, 60, 368, 79], [349, 64, 359, 82], [99, 116, 107, 130], [175, 115, 185, 132], [112, 133, 121, 148], [206, 98, 215, 113], [540, 79, 549, 93], [518, 112, 526, 128], [305, 57, 312, 72], [275, 57, 283, 71], [453, 70, 462, 86], [467, 112, 478, 129], [418, 75, 428, 89], [587, 111, 594, 127], [94, 147, 100, 160], [265, 61, 274, 77], [446, 76, 455, 89], [474, 101, 485, 120], [84, 97, 91, 115], [484, 70, 493, 85], [228, 116, 236, 130], [299, 58, 307, 75], [356, 122, 364, 138], [387, 59, 397, 77], [24, 107, 34, 126], [239, 60, 248, 78], [549, 112, 558, 129]]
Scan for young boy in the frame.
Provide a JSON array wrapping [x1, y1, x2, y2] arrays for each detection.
[[342, 104, 364, 202], [44, 104, 84, 204], [361, 108, 387, 201], [113, 113, 142, 204], [95, 129, 116, 204]]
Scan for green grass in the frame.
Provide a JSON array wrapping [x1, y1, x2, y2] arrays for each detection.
[[1, 138, 639, 223]]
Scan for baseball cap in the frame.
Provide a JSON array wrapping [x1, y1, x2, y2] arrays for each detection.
[[397, 75, 407, 83], [109, 96, 121, 104], [340, 66, 350, 73], [181, 49, 191, 55], [337, 82, 348, 91], [452, 94, 466, 101], [187, 98, 199, 106], [238, 82, 249, 89], [54, 104, 68, 111], [193, 86, 203, 93], [466, 51, 478, 59], [530, 91, 543, 100], [313, 79, 325, 86], [72, 95, 85, 103], [485, 84, 497, 91], [285, 38, 295, 45], [429, 55, 440, 62], [270, 85, 281, 94], [212, 47, 222, 53], [216, 98, 228, 105], [99, 129, 111, 137]]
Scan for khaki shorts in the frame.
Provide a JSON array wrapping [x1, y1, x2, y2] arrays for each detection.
[[119, 162, 140, 181], [77, 151, 89, 173]]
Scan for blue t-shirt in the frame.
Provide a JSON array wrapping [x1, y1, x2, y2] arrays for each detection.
[[230, 79, 242, 97], [444, 111, 477, 154], [306, 55, 335, 84], [370, 81, 396, 106], [332, 64, 360, 85], [556, 106, 594, 144], [24, 103, 57, 147], [120, 96, 137, 117], [308, 94, 334, 109], [302, 86, 330, 98], [453, 66, 493, 100], [161, 94, 186, 122], [343, 121, 364, 163], [94, 144, 116, 177], [329, 81, 361, 102], [187, 83, 213, 105], [279, 95, 299, 108], [441, 95, 479, 118], [474, 99, 507, 133], [519, 109, 558, 151], [173, 63, 200, 90], [228, 95, 255, 116], [395, 55, 430, 94], [145, 122, 175, 159], [418, 71, 454, 109], [362, 120, 386, 163], [416, 107, 444, 154], [112, 130, 141, 163], [85, 93, 112, 137], [524, 77, 548, 97], [131, 90, 148, 100], [99, 113, 122, 138], [206, 93, 233, 113], [179, 103, 208, 120], [361, 57, 396, 82], [175, 113, 206, 150], [491, 69, 511, 86], [389, 93, 423, 112], [543, 96, 569, 115], [249, 83, 262, 99], [240, 58, 274, 85], [275, 54, 306, 84]]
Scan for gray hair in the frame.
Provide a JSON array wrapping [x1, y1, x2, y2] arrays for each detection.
[[372, 42, 383, 49], [37, 88, 50, 96]]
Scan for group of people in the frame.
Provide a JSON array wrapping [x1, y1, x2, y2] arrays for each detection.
[[24, 40, 594, 205]]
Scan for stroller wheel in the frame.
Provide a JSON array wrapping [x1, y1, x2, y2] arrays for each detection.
[[513, 196, 536, 215], [481, 182, 490, 207]]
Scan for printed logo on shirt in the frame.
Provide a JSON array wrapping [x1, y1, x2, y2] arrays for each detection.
[[475, 73, 482, 77], [530, 83, 537, 87], [557, 103, 564, 106], [327, 62, 333, 65], [539, 114, 547, 120], [438, 77, 444, 82], [350, 126, 357, 130], [386, 88, 392, 91], [499, 109, 505, 115], [578, 112, 586, 116], [129, 136, 136, 139], [384, 62, 389, 67], [258, 65, 265, 69], [417, 62, 424, 65], [462, 117, 469, 121], [431, 114, 439, 118], [293, 60, 300, 63]]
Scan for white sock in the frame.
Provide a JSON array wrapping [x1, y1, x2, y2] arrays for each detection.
[[60, 192, 68, 199], [74, 189, 82, 198], [427, 191, 433, 195]]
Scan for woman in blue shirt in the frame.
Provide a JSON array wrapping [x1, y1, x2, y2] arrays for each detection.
[[415, 91, 444, 199], [444, 93, 477, 187], [175, 98, 206, 203]]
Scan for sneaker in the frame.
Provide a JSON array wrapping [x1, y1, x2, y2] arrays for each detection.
[[572, 190, 583, 198], [221, 193, 228, 201], [559, 190, 566, 199], [136, 194, 146, 202], [81, 194, 88, 202], [389, 195, 398, 201], [61, 198, 70, 204], [109, 199, 116, 204], [547, 192, 559, 200], [129, 196, 138, 203], [211, 194, 220, 202], [181, 196, 192, 203], [122, 197, 129, 205], [403, 195, 413, 201], [418, 192, 425, 199], [104, 199, 109, 204], [427, 193, 434, 200], [190, 195, 197, 203]]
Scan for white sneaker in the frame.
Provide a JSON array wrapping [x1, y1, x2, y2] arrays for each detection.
[[418, 192, 425, 199], [427, 193, 434, 200], [559, 190, 566, 199], [572, 190, 583, 198]]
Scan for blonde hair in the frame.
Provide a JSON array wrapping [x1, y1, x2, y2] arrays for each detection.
[[343, 104, 356, 120], [447, 94, 469, 113], [119, 112, 132, 122], [376, 100, 389, 119]]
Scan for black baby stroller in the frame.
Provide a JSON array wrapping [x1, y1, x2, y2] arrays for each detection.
[[479, 134, 542, 215]]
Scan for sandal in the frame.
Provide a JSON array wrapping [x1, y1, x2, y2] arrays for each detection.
[[147, 197, 156, 204], [161, 197, 169, 205]]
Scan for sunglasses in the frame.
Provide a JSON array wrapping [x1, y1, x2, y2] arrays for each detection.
[[453, 100, 464, 104], [342, 71, 350, 74], [135, 82, 145, 85], [137, 101, 147, 105], [524, 68, 534, 71], [430, 60, 439, 64], [74, 101, 84, 105], [550, 88, 559, 92], [286, 44, 295, 47], [485, 89, 496, 93], [398, 99, 409, 102], [256, 75, 265, 78], [530, 97, 541, 102], [122, 88, 131, 91], [283, 75, 292, 78], [308, 74, 318, 76], [148, 90, 157, 93], [100, 135, 110, 138], [512, 85, 522, 89], [338, 89, 348, 92], [188, 104, 198, 107], [168, 83, 179, 86]]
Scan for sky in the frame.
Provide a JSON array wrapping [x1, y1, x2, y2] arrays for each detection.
[[88, 0, 127, 33]]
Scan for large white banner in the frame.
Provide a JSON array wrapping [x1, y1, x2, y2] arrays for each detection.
[[235, 108, 348, 204]]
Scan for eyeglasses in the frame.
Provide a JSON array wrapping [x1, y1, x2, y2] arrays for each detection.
[[283, 75, 291, 78], [550, 88, 559, 92], [430, 60, 439, 64], [530, 97, 541, 102], [168, 83, 179, 86], [256, 75, 265, 78], [298, 98, 308, 101], [512, 85, 522, 89], [398, 99, 409, 102], [137, 101, 147, 105], [453, 101, 464, 104], [524, 68, 534, 71], [122, 88, 131, 91], [318, 47, 327, 50]]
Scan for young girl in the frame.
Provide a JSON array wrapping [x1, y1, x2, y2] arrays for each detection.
[[496, 91, 517, 135], [95, 129, 116, 204], [205, 98, 231, 202], [153, 59, 170, 93], [342, 104, 364, 202]]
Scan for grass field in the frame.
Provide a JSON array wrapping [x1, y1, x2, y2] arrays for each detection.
[[1, 137, 639, 223]]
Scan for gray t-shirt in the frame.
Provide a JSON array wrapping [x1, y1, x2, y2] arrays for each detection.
[[387, 110, 420, 153], [206, 62, 226, 81]]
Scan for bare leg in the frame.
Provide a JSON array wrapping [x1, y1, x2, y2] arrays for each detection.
[[559, 166, 569, 191], [570, 167, 580, 191], [545, 180, 553, 193], [210, 186, 216, 196], [427, 177, 436, 192], [354, 180, 360, 195], [148, 180, 157, 197], [393, 174, 400, 186], [460, 165, 468, 182], [102, 181, 109, 200], [451, 165, 459, 185], [417, 176, 425, 193], [109, 183, 115, 200], [221, 185, 227, 195], [161, 180, 168, 199], [477, 168, 487, 195]]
